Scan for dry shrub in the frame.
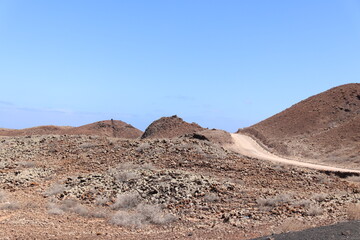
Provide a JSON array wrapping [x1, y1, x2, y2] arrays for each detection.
[[0, 191, 20, 210], [112, 192, 140, 210], [43, 183, 66, 197], [312, 193, 328, 202], [204, 193, 220, 203], [18, 161, 36, 168], [95, 196, 109, 206], [0, 191, 7, 202], [48, 200, 108, 219], [0, 202, 20, 210], [115, 171, 139, 182], [135, 143, 151, 153], [347, 203, 360, 220], [275, 218, 309, 234], [306, 205, 323, 216], [47, 203, 64, 215], [257, 194, 292, 207], [141, 163, 156, 170], [293, 199, 311, 208], [110, 204, 176, 227], [110, 211, 143, 227], [315, 174, 330, 184], [136, 203, 176, 225], [346, 176, 360, 183]]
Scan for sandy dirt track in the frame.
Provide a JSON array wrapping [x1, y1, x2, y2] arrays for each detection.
[[228, 133, 360, 174]]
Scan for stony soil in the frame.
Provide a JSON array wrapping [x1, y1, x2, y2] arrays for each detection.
[[240, 83, 360, 168], [0, 134, 360, 239]]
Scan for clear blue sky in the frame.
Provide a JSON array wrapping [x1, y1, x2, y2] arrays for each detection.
[[0, 0, 359, 132]]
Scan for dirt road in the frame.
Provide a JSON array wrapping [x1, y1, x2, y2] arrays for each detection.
[[228, 133, 360, 174]]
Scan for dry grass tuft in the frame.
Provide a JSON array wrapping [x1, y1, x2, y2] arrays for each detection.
[[347, 203, 360, 220]]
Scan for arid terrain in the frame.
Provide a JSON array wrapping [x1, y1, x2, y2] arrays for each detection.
[[0, 85, 360, 239], [240, 83, 360, 169]]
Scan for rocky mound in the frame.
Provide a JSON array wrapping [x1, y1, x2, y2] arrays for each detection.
[[141, 115, 204, 139], [0, 120, 142, 139], [240, 83, 360, 167]]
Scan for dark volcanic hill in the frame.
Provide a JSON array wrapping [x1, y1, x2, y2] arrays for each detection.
[[0, 120, 143, 139], [141, 115, 204, 139], [240, 83, 360, 168]]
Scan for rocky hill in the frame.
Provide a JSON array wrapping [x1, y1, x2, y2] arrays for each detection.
[[240, 83, 360, 168], [141, 115, 204, 139], [0, 120, 143, 139]]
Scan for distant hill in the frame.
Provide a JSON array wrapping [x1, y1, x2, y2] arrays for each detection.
[[141, 115, 204, 139], [240, 83, 360, 168], [0, 120, 143, 139]]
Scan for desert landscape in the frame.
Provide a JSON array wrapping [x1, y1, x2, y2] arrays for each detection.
[[0, 83, 359, 239]]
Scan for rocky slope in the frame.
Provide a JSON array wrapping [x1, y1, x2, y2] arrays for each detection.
[[240, 83, 360, 168]]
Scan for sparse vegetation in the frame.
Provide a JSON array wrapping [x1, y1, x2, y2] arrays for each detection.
[[110, 203, 176, 227], [0, 202, 20, 210], [312, 193, 328, 202], [204, 193, 220, 202], [293, 199, 312, 208], [115, 171, 139, 182], [257, 194, 292, 207], [275, 218, 309, 234], [18, 161, 36, 168], [346, 176, 360, 183], [347, 203, 360, 220], [95, 196, 109, 206], [43, 183, 66, 197], [0, 191, 20, 210], [112, 192, 140, 210], [135, 142, 151, 153], [306, 205, 323, 216]]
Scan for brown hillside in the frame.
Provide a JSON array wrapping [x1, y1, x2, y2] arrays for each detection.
[[0, 125, 71, 136], [240, 83, 360, 168], [63, 120, 142, 139], [0, 120, 142, 139], [141, 115, 204, 139]]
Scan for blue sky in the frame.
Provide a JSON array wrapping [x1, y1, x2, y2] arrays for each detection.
[[0, 0, 359, 132]]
